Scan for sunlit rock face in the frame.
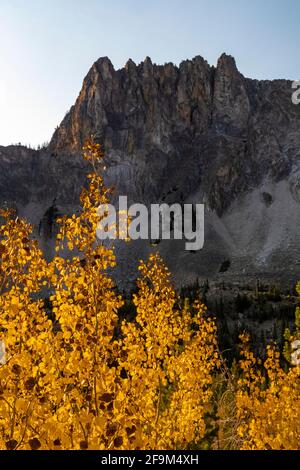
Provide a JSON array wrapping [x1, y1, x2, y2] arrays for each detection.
[[1, 54, 300, 288]]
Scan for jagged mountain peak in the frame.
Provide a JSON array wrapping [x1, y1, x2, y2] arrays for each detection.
[[80, 53, 237, 93], [217, 52, 237, 69], [49, 52, 236, 153]]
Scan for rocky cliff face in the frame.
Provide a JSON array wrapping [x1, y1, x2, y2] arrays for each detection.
[[0, 145, 89, 260], [1, 54, 300, 288]]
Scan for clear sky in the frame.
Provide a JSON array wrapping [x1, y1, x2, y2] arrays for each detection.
[[0, 0, 299, 147]]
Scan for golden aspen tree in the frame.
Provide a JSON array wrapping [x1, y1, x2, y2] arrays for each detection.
[[236, 333, 300, 450], [37, 140, 124, 450], [0, 210, 55, 450], [119, 254, 220, 449], [0, 140, 220, 450]]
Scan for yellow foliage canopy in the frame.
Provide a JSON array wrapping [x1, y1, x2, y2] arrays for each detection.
[[0, 140, 219, 450]]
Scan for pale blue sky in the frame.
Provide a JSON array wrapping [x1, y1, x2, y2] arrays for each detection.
[[0, 0, 299, 147]]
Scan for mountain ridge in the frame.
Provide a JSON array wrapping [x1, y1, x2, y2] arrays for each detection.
[[1, 53, 300, 288]]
